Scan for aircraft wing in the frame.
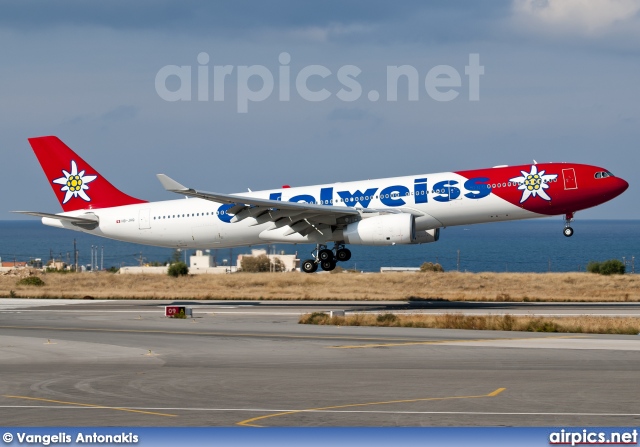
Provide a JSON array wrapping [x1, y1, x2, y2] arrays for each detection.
[[157, 174, 362, 236]]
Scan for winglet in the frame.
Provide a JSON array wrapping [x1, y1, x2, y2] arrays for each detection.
[[156, 174, 189, 192]]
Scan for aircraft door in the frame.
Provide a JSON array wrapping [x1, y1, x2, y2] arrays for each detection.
[[562, 168, 578, 190], [139, 209, 151, 229]]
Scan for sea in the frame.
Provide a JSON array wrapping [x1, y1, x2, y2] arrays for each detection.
[[1, 219, 638, 274]]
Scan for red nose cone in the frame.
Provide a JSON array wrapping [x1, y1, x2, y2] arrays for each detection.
[[616, 177, 629, 196]]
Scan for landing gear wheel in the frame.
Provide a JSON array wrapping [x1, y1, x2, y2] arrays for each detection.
[[320, 259, 336, 271], [302, 259, 318, 273], [318, 249, 333, 262], [563, 213, 575, 238], [336, 248, 351, 262]]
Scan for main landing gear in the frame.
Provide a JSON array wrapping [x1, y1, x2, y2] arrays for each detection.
[[301, 243, 352, 273], [563, 213, 574, 237]]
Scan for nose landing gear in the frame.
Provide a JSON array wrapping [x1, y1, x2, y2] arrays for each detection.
[[563, 213, 574, 237], [301, 243, 352, 273]]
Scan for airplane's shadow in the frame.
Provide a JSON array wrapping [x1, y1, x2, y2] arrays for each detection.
[[160, 299, 640, 313]]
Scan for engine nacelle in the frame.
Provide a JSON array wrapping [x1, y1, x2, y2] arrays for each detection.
[[343, 213, 415, 246], [411, 228, 440, 244]]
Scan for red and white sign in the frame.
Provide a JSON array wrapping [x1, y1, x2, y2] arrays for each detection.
[[165, 306, 185, 317]]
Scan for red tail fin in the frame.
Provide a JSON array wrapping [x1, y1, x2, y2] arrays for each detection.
[[29, 136, 147, 212]]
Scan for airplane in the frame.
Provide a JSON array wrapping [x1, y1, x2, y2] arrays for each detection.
[[15, 136, 628, 273]]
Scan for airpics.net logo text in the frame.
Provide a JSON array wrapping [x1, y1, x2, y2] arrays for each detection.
[[155, 52, 484, 113]]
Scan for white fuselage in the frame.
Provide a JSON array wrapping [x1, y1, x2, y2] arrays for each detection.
[[44, 171, 539, 249]]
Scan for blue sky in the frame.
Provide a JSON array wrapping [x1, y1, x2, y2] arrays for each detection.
[[2, 0, 638, 218]]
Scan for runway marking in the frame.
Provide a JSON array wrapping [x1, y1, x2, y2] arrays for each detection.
[[329, 335, 587, 349], [236, 387, 506, 427], [0, 325, 470, 343], [0, 405, 638, 418], [2, 395, 177, 418]]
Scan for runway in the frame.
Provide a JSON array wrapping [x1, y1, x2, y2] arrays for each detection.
[[1, 299, 639, 427]]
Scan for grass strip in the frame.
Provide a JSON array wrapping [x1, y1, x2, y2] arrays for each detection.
[[1, 271, 639, 301]]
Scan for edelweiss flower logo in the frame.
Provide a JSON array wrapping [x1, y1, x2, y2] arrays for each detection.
[[509, 165, 558, 203], [52, 160, 97, 204]]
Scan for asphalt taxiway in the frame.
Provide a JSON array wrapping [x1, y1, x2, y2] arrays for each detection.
[[0, 299, 639, 427]]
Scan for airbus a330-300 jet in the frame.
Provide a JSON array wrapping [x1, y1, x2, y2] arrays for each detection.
[[16, 136, 628, 273]]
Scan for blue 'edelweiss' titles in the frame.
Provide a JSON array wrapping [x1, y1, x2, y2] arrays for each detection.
[[509, 165, 558, 203], [216, 176, 491, 222], [52, 160, 97, 204]]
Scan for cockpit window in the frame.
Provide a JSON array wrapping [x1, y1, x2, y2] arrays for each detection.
[[594, 171, 614, 179]]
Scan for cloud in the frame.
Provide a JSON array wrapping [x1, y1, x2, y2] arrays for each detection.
[[60, 106, 138, 129], [513, 0, 640, 34], [327, 108, 370, 121], [0, 1, 413, 32], [101, 105, 138, 122], [0, 0, 511, 44], [287, 23, 373, 43]]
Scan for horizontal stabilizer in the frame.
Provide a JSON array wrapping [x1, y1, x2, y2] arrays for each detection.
[[12, 211, 99, 229]]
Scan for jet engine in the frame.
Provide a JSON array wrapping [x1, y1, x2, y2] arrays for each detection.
[[342, 213, 416, 245]]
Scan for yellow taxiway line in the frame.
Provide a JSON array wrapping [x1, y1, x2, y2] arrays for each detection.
[[3, 395, 177, 418], [236, 387, 506, 427]]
